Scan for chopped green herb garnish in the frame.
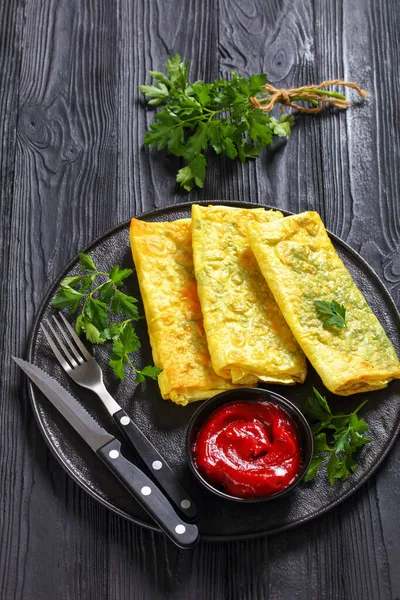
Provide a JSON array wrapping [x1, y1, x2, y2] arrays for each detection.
[[304, 388, 371, 485], [52, 253, 161, 382], [315, 300, 346, 328]]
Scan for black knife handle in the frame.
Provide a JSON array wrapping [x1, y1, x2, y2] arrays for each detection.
[[112, 409, 197, 521], [97, 438, 199, 549]]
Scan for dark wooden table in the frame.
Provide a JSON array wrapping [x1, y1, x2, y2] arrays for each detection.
[[1, 0, 400, 598]]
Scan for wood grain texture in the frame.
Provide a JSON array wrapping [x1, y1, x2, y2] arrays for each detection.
[[1, 0, 399, 598]]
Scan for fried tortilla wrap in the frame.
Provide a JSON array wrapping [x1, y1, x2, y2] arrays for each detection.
[[248, 211, 400, 395], [130, 218, 242, 405], [191, 205, 307, 385]]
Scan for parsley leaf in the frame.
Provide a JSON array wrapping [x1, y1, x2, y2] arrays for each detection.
[[79, 252, 96, 271], [80, 275, 96, 292], [135, 365, 162, 383], [98, 281, 114, 303], [304, 389, 371, 485], [270, 114, 295, 137], [61, 275, 86, 288], [165, 54, 189, 90], [108, 356, 125, 380], [51, 286, 84, 311], [315, 299, 346, 328], [314, 432, 331, 453], [188, 154, 207, 189], [51, 252, 160, 383], [303, 455, 325, 482], [85, 298, 108, 330], [109, 266, 134, 286], [112, 290, 139, 320], [112, 323, 141, 356], [137, 83, 169, 106], [85, 322, 103, 344], [184, 122, 210, 160], [177, 157, 207, 191], [303, 386, 332, 422], [109, 324, 142, 380]]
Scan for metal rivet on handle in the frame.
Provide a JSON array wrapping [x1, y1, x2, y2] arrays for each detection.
[[109, 450, 119, 459], [180, 499, 191, 510], [152, 460, 162, 470], [175, 524, 186, 535], [120, 415, 131, 426], [141, 486, 151, 496]]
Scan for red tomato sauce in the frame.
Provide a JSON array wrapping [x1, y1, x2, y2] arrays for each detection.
[[193, 401, 301, 498]]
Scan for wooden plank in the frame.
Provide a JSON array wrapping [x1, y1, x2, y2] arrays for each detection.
[[5, 0, 120, 598], [0, 1, 34, 599], [316, 2, 400, 596]]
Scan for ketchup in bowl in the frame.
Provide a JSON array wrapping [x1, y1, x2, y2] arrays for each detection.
[[192, 400, 302, 498]]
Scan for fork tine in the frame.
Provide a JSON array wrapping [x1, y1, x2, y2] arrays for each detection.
[[41, 321, 77, 369], [52, 316, 86, 365], [58, 312, 92, 360], [46, 318, 82, 366]]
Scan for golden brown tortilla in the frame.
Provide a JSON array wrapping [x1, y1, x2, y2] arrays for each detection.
[[248, 211, 400, 395], [191, 205, 307, 385], [130, 217, 243, 405]]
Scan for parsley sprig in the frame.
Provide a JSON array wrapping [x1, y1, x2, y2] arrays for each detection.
[[304, 388, 371, 485], [315, 300, 346, 328], [139, 54, 295, 191], [51, 253, 161, 382]]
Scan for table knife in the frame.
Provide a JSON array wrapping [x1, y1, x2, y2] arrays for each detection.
[[13, 357, 199, 549]]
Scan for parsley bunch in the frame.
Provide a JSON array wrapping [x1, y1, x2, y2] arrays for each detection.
[[139, 54, 294, 191], [52, 253, 161, 382], [304, 388, 371, 484]]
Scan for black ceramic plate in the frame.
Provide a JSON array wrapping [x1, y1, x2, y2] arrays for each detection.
[[27, 201, 400, 541]]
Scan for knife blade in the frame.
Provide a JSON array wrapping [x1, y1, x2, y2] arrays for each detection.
[[14, 357, 114, 451], [13, 357, 198, 549]]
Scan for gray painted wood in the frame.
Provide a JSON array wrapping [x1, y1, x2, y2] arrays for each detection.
[[0, 0, 399, 598]]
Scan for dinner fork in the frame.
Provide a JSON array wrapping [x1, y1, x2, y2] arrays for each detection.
[[41, 312, 197, 521]]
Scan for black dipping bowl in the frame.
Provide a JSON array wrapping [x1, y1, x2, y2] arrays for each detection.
[[186, 388, 314, 503]]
